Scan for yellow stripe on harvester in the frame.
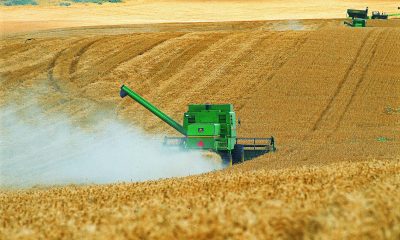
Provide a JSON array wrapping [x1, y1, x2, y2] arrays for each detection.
[[187, 136, 219, 138]]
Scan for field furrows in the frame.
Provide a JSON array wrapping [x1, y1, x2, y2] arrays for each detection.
[[42, 34, 180, 104], [333, 30, 385, 132], [1, 40, 67, 91], [220, 27, 400, 168], [1, 61, 48, 90], [0, 38, 55, 60], [337, 29, 400, 134], [66, 35, 176, 87], [236, 32, 310, 131], [310, 30, 374, 133], [116, 32, 270, 129], [113, 33, 228, 98], [47, 39, 92, 93], [68, 38, 105, 77], [146, 33, 227, 85], [157, 32, 263, 105]]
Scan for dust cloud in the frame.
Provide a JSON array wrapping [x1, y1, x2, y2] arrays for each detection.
[[0, 104, 223, 188], [270, 20, 310, 31]]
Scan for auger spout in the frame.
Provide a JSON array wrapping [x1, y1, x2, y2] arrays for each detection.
[[120, 85, 187, 136]]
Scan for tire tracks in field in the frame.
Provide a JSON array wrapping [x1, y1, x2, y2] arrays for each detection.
[[151, 33, 230, 95], [168, 31, 292, 105], [332, 30, 385, 132], [359, 30, 400, 96], [249, 32, 313, 159], [48, 48, 68, 92], [118, 32, 236, 122], [0, 39, 54, 59], [44, 33, 184, 117], [258, 32, 309, 86], [1, 39, 61, 90], [47, 39, 88, 92], [1, 61, 48, 90], [221, 32, 310, 109], [298, 30, 379, 162], [150, 33, 228, 85], [77, 34, 182, 86], [115, 33, 184, 69], [110, 38, 170, 74], [233, 31, 310, 114], [69, 38, 104, 77], [117, 32, 228, 106], [310, 30, 373, 133], [118, 33, 188, 67]]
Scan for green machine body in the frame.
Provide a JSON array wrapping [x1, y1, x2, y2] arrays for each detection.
[[183, 104, 236, 151]]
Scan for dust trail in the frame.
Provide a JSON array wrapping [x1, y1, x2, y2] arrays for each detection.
[[0, 105, 223, 188], [271, 20, 311, 31]]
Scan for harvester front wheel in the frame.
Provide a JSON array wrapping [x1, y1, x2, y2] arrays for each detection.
[[218, 151, 233, 166], [232, 144, 244, 164]]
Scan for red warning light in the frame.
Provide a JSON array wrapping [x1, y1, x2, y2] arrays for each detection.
[[197, 141, 204, 147]]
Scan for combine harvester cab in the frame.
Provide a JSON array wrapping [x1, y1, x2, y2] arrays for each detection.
[[120, 85, 275, 166]]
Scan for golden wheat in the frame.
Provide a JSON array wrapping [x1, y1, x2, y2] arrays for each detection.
[[1, 159, 399, 239]]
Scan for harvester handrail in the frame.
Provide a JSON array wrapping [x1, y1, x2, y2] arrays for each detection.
[[236, 137, 274, 140], [236, 137, 276, 152]]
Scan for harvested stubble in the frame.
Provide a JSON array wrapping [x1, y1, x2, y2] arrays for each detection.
[[1, 159, 399, 239]]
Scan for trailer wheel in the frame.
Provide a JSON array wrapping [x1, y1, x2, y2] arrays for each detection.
[[232, 144, 244, 164]]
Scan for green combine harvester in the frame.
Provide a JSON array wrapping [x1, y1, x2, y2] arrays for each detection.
[[120, 85, 275, 165], [344, 7, 368, 27]]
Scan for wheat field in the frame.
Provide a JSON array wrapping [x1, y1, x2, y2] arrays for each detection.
[[1, 159, 399, 239], [1, 2, 400, 238]]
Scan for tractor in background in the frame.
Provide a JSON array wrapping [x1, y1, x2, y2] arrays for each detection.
[[371, 11, 388, 19]]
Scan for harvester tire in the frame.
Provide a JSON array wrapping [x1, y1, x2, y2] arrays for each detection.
[[219, 151, 233, 166], [232, 144, 244, 164]]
